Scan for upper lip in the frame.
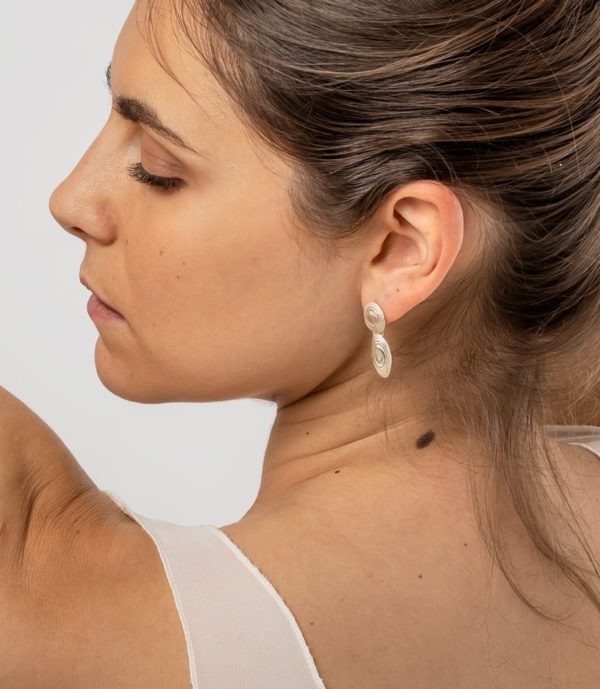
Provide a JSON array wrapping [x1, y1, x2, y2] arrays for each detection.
[[79, 275, 122, 315]]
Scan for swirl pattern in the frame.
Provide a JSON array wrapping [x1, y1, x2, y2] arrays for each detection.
[[371, 334, 392, 378], [364, 302, 385, 334]]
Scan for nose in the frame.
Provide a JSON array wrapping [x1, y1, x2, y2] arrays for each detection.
[[48, 131, 118, 245]]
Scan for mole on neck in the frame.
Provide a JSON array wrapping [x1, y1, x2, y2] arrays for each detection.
[[416, 430, 435, 449]]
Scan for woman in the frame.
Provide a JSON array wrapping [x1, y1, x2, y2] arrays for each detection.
[[2, 0, 600, 686]]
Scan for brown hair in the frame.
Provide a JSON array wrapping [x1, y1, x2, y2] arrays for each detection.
[[142, 0, 600, 621]]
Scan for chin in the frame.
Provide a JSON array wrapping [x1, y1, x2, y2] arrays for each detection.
[[92, 339, 256, 404], [93, 341, 173, 404], [95, 369, 169, 404]]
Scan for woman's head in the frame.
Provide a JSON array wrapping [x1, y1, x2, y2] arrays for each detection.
[[50, 4, 463, 404], [48, 0, 470, 407], [50, 0, 600, 620]]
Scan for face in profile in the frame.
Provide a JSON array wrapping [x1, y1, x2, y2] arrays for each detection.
[[48, 0, 369, 406]]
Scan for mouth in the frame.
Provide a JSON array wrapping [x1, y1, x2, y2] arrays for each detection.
[[79, 274, 124, 318], [86, 293, 124, 322]]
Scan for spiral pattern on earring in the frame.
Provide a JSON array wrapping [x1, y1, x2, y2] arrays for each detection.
[[371, 334, 392, 378], [364, 302, 385, 334]]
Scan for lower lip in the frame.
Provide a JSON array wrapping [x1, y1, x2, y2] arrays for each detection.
[[87, 294, 124, 322]]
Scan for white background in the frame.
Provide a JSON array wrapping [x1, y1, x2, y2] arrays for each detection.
[[1, 1, 276, 525]]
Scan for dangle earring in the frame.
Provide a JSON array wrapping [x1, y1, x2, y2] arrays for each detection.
[[363, 301, 392, 378]]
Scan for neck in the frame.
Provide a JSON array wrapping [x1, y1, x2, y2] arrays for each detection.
[[248, 367, 457, 515]]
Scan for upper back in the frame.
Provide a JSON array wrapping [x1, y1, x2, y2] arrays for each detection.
[[94, 431, 600, 689], [18, 430, 599, 689], [213, 435, 600, 689]]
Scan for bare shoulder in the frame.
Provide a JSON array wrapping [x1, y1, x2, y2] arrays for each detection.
[[0, 488, 191, 689], [0, 386, 191, 687]]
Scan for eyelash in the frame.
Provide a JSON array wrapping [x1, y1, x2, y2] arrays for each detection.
[[127, 161, 184, 194]]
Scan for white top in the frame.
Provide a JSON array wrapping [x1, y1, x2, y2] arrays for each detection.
[[103, 425, 600, 689]]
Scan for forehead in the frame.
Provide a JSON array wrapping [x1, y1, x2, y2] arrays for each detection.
[[113, 0, 243, 148], [112, 0, 295, 181]]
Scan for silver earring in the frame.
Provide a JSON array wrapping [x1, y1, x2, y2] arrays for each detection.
[[363, 301, 392, 378]]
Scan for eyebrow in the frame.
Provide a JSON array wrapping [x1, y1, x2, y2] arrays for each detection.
[[105, 62, 198, 154]]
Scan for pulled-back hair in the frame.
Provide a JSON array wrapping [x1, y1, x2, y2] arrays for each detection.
[[142, 0, 600, 621]]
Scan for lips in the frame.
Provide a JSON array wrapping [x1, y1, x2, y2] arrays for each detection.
[[79, 275, 123, 316]]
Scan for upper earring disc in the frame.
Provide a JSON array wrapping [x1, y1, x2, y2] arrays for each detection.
[[364, 301, 386, 334]]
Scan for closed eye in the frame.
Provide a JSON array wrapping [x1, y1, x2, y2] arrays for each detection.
[[127, 162, 184, 194]]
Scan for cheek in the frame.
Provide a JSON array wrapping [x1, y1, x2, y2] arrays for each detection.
[[123, 195, 318, 384]]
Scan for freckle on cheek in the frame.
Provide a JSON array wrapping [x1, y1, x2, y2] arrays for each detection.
[[159, 250, 164, 256]]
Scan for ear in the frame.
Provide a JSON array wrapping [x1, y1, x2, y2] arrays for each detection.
[[360, 180, 465, 325]]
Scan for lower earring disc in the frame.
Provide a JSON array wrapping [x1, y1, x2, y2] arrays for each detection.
[[371, 334, 392, 378]]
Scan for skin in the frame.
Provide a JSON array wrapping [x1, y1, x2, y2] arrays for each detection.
[[3, 0, 599, 686]]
